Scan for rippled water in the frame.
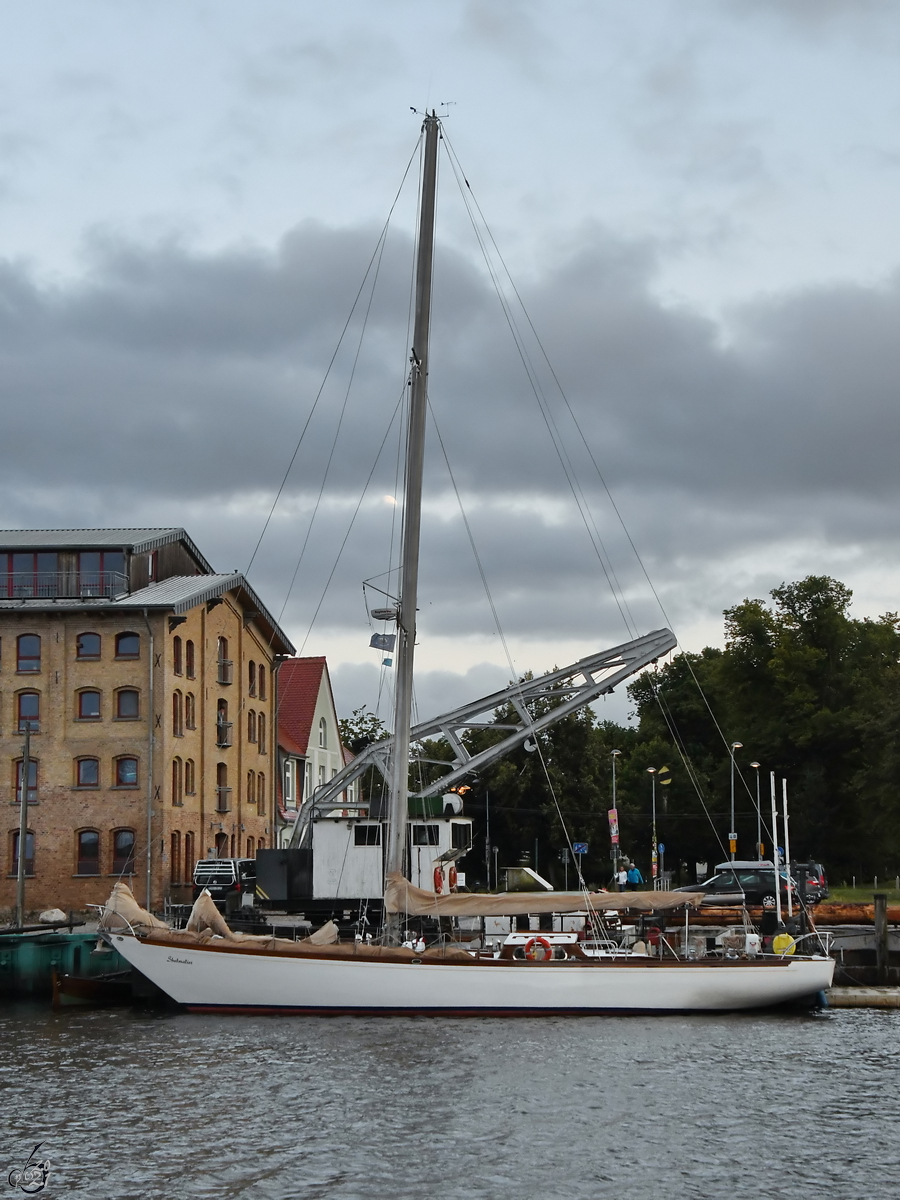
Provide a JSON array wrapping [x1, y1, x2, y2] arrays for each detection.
[[1, 1003, 898, 1200]]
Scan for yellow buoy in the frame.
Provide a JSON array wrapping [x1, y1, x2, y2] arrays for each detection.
[[772, 932, 796, 956]]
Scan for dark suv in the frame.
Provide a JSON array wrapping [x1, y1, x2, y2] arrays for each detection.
[[790, 862, 829, 904], [675, 861, 795, 907], [192, 858, 256, 911]]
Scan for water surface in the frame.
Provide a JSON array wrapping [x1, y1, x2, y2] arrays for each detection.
[[2, 1003, 898, 1199]]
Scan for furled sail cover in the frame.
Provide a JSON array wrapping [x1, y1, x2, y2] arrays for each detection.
[[384, 873, 704, 916]]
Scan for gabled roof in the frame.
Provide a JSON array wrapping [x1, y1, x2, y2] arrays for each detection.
[[0, 527, 212, 570], [278, 657, 333, 758]]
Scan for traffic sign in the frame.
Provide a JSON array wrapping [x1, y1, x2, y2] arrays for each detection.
[[573, 842, 588, 855], [658, 842, 665, 854]]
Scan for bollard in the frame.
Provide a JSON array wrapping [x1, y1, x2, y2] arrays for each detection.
[[874, 893, 888, 985]]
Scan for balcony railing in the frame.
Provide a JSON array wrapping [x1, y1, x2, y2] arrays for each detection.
[[217, 659, 233, 685], [216, 786, 232, 813], [215, 721, 233, 748], [0, 571, 130, 600]]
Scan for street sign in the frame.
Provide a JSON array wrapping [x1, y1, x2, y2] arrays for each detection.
[[559, 847, 570, 864], [658, 842, 665, 854], [573, 842, 588, 855]]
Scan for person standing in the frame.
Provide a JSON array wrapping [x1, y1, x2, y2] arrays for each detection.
[[626, 863, 644, 891], [616, 863, 628, 892]]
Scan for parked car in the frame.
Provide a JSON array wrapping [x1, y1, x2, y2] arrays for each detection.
[[192, 858, 256, 911], [675, 861, 796, 907], [790, 862, 829, 904]]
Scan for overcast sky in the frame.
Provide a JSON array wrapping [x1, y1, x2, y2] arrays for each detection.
[[2, 0, 900, 726]]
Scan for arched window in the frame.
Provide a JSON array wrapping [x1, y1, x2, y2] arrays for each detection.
[[216, 699, 232, 747], [185, 692, 195, 729], [185, 758, 195, 795], [170, 832, 182, 885], [173, 636, 183, 675], [15, 759, 37, 804], [246, 836, 255, 858], [247, 710, 257, 743], [248, 661, 256, 696], [112, 829, 136, 874], [115, 632, 140, 659], [172, 690, 183, 737], [17, 634, 41, 673], [76, 757, 100, 788], [184, 831, 195, 880], [10, 830, 34, 876], [116, 688, 140, 719], [215, 830, 228, 858], [258, 665, 267, 701], [17, 691, 40, 732], [76, 829, 100, 875], [318, 717, 327, 749], [78, 689, 101, 720], [76, 632, 101, 659], [257, 772, 266, 816], [246, 769, 255, 804], [217, 637, 232, 684], [171, 757, 183, 806], [257, 837, 265, 851], [115, 757, 139, 788], [185, 639, 195, 679], [216, 763, 230, 811], [257, 712, 266, 754], [229, 832, 236, 858]]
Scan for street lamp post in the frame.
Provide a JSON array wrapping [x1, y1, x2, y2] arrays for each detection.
[[750, 762, 761, 860], [729, 742, 743, 860], [647, 767, 658, 888]]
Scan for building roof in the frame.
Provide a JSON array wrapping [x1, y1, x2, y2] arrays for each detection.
[[0, 527, 212, 570], [278, 657, 330, 758], [0, 572, 295, 655]]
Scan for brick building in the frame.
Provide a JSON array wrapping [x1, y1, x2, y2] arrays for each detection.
[[0, 528, 294, 918]]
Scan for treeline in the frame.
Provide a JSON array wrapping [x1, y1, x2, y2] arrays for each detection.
[[410, 576, 900, 888]]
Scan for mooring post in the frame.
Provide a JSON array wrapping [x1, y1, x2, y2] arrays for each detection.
[[874, 892, 888, 984]]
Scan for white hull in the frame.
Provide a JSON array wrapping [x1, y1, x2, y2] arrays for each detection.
[[109, 935, 834, 1014]]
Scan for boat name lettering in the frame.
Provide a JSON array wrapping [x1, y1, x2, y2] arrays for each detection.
[[166, 956, 193, 965]]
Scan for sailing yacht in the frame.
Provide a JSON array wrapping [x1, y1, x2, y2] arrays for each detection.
[[104, 113, 834, 1013]]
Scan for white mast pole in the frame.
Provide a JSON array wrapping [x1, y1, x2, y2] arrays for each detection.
[[384, 112, 440, 943], [782, 777, 793, 919], [770, 771, 782, 928]]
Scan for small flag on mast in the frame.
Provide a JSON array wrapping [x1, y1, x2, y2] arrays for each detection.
[[369, 633, 396, 652]]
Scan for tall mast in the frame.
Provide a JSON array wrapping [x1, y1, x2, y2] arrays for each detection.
[[384, 112, 440, 941]]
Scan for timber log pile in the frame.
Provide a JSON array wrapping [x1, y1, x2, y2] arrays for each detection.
[[685, 903, 900, 926]]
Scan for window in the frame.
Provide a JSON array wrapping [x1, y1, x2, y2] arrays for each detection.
[[185, 758, 195, 795], [412, 825, 440, 846], [1, 551, 57, 598], [173, 636, 183, 675], [17, 635, 41, 673], [184, 832, 195, 881], [170, 832, 182, 885], [258, 665, 266, 702], [216, 763, 230, 811], [246, 836, 255, 858], [216, 699, 232, 747], [318, 717, 327, 748], [77, 830, 100, 875], [116, 632, 140, 659], [76, 757, 100, 788], [116, 688, 140, 719], [15, 759, 37, 804], [11, 830, 34, 876], [112, 829, 136, 875], [172, 690, 183, 736], [257, 837, 265, 851], [248, 661, 257, 696], [76, 632, 101, 659], [217, 637, 232, 685], [78, 551, 125, 596], [115, 757, 138, 788], [318, 764, 325, 788], [78, 690, 101, 720], [171, 757, 183, 806], [257, 772, 265, 816], [185, 692, 196, 729], [247, 769, 255, 804], [247, 710, 256, 743], [283, 760, 294, 805], [355, 825, 381, 846], [451, 823, 472, 850], [17, 692, 40, 732], [185, 640, 195, 679], [257, 712, 265, 754], [215, 831, 228, 858]]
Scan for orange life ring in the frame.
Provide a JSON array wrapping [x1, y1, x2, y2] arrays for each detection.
[[523, 936, 553, 962], [433, 866, 444, 894], [448, 865, 458, 892]]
